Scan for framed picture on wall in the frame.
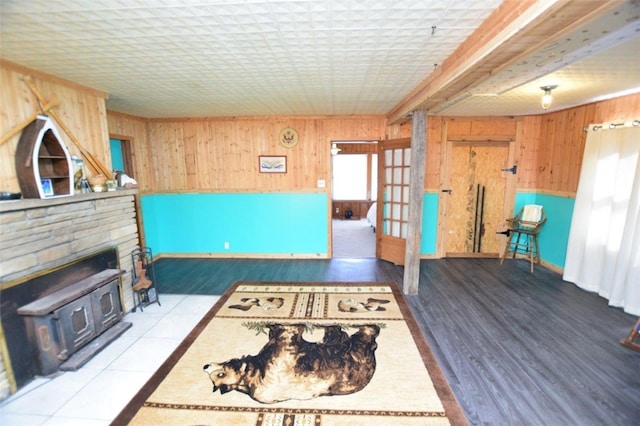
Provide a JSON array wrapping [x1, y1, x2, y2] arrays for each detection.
[[259, 155, 287, 173], [41, 178, 54, 196]]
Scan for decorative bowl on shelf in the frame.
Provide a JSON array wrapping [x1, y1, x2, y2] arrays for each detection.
[[91, 184, 108, 192], [88, 175, 108, 186]]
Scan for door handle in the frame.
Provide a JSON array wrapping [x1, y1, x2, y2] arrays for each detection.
[[441, 189, 453, 194]]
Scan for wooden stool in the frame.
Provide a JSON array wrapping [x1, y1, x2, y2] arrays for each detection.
[[620, 318, 640, 352], [500, 205, 546, 273]]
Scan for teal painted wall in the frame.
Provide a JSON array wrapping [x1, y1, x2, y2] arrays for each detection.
[[139, 191, 572, 264], [513, 192, 575, 269], [109, 138, 124, 172], [141, 193, 329, 255], [421, 193, 438, 255]]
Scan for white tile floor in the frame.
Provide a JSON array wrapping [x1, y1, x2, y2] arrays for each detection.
[[0, 294, 220, 426]]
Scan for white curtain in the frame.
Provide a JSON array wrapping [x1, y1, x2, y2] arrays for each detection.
[[563, 124, 640, 316]]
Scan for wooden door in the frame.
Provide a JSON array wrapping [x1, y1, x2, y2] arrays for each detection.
[[443, 142, 510, 256], [376, 138, 411, 265]]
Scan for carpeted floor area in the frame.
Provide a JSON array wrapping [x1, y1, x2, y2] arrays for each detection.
[[332, 219, 375, 258]]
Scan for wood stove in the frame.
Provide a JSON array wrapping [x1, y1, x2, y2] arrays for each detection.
[[0, 249, 133, 386], [17, 269, 130, 375]]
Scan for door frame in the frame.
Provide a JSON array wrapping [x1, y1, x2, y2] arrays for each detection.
[[437, 129, 520, 258]]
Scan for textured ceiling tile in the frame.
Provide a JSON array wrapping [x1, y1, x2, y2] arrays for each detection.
[[2, 0, 635, 118]]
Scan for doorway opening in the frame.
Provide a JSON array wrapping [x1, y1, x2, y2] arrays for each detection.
[[331, 141, 377, 258], [109, 137, 135, 183]]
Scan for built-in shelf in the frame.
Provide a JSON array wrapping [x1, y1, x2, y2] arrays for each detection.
[[15, 115, 73, 199]]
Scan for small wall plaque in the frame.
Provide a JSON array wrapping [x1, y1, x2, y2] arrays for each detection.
[[278, 127, 299, 148]]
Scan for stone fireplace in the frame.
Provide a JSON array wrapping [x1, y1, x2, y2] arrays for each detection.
[[0, 189, 140, 400]]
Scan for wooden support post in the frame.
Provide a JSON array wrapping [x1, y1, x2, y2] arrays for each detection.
[[403, 109, 427, 295]]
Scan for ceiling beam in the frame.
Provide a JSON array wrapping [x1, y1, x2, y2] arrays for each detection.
[[386, 0, 617, 124]]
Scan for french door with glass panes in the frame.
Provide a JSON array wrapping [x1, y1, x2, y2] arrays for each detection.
[[376, 138, 411, 265]]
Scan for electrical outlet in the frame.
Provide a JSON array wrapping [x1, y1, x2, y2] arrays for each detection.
[[224, 242, 230, 249]]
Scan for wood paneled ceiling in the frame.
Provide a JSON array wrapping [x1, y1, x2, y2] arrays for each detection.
[[1, 0, 639, 120]]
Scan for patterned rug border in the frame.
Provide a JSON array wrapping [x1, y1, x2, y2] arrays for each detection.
[[111, 281, 468, 425]]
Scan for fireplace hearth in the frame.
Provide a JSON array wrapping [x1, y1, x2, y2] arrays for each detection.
[[0, 189, 140, 400]]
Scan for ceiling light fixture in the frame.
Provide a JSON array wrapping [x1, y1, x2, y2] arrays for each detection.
[[540, 85, 558, 110], [330, 143, 341, 155]]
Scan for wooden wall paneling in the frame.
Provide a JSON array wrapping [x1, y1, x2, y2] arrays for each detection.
[[321, 116, 387, 141], [446, 117, 518, 138], [526, 93, 640, 196], [209, 119, 229, 189], [445, 118, 472, 136], [174, 123, 188, 189], [183, 122, 199, 189], [517, 115, 542, 190], [594, 92, 640, 123], [107, 111, 151, 191], [616, 95, 637, 118], [236, 120, 254, 188], [536, 116, 553, 191], [386, 121, 412, 140], [0, 68, 33, 192], [545, 114, 561, 191], [30, 78, 110, 180], [286, 119, 316, 190], [304, 121, 327, 191], [470, 119, 516, 136], [539, 110, 561, 192], [101, 90, 637, 197], [228, 118, 250, 190], [204, 120, 219, 189], [536, 105, 589, 194], [1, 62, 109, 193], [562, 108, 589, 193], [147, 122, 170, 190], [138, 116, 387, 193]]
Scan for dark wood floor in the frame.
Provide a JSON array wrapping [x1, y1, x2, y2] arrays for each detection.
[[152, 257, 640, 425]]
